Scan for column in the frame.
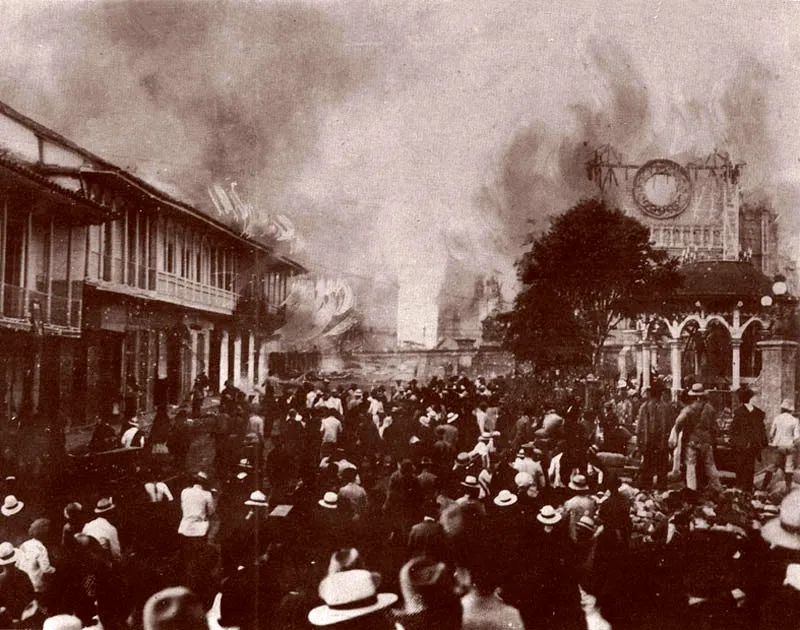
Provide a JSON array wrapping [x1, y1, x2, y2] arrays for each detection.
[[219, 330, 229, 390], [641, 342, 651, 390], [203, 332, 211, 376], [247, 332, 255, 389], [189, 330, 198, 385], [258, 338, 268, 382], [669, 338, 682, 401], [730, 338, 742, 392], [232, 332, 242, 388], [635, 343, 643, 387], [756, 339, 798, 423], [617, 347, 630, 382]]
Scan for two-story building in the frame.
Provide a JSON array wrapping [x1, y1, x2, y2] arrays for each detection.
[[0, 100, 303, 425]]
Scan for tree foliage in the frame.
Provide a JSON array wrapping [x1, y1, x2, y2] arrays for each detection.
[[493, 198, 682, 371]]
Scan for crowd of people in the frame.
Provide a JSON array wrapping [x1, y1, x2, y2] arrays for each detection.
[[0, 372, 799, 629]]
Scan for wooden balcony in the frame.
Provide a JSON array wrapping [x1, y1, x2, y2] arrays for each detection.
[[87, 252, 237, 314], [0, 283, 82, 333]]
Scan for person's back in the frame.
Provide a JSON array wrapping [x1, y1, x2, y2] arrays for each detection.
[[461, 587, 524, 630], [178, 483, 213, 538], [771, 411, 799, 448]]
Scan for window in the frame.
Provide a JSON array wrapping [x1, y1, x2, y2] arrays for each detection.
[[165, 221, 175, 274]]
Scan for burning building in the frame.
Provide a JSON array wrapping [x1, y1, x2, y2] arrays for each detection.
[[588, 147, 789, 413]]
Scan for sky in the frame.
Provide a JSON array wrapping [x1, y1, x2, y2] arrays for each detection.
[[1, 0, 799, 342]]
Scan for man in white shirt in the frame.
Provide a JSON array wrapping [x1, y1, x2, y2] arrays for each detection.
[[316, 391, 344, 417], [177, 473, 215, 541], [82, 498, 122, 559], [764, 399, 800, 492], [320, 412, 343, 446], [120, 418, 144, 449]]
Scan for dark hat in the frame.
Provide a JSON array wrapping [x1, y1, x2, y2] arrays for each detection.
[[399, 556, 451, 602], [327, 548, 364, 576], [193, 471, 210, 485], [736, 385, 756, 402]]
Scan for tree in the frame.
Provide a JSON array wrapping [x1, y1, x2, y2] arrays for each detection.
[[495, 198, 681, 372]]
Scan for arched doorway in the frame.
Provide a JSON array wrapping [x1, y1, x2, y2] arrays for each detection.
[[740, 320, 764, 379]]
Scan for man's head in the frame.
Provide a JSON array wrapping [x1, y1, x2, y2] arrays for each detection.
[[737, 386, 755, 405], [340, 467, 358, 484]]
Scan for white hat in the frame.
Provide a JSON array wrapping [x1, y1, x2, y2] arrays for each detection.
[[446, 412, 459, 423], [0, 541, 15, 565], [43, 615, 83, 630], [244, 490, 269, 507], [537, 505, 562, 525], [781, 399, 795, 412], [1, 495, 23, 517], [762, 489, 800, 550], [94, 497, 115, 514], [493, 489, 518, 507], [688, 383, 706, 397], [318, 492, 338, 509], [568, 474, 590, 493], [308, 570, 398, 626]]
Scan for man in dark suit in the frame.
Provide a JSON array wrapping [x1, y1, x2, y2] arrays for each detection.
[[730, 385, 767, 491]]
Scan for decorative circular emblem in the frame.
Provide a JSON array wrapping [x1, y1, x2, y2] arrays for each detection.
[[632, 159, 693, 219]]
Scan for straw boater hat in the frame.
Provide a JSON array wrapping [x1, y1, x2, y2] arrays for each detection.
[[94, 497, 115, 514], [493, 489, 518, 507], [0, 541, 15, 565], [781, 399, 795, 413], [537, 505, 562, 525], [762, 489, 800, 550], [460, 476, 481, 491], [576, 515, 598, 536], [568, 474, 591, 493], [318, 492, 339, 509], [1, 495, 23, 517], [308, 569, 398, 626], [446, 412, 459, 424], [688, 383, 706, 397], [244, 490, 269, 507]]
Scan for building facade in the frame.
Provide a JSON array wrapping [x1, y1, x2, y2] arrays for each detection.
[[0, 100, 303, 425], [588, 148, 779, 400]]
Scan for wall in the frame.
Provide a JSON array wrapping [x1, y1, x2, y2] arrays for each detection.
[[326, 348, 515, 385]]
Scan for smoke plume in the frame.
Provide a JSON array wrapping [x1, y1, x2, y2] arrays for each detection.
[[0, 1, 797, 347]]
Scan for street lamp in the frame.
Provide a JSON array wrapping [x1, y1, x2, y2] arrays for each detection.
[[762, 274, 797, 339]]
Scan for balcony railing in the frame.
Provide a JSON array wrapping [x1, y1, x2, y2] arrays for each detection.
[[0, 283, 82, 329], [88, 251, 236, 312], [155, 271, 236, 312]]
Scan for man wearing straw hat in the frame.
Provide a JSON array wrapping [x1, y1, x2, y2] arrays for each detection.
[[673, 383, 722, 492]]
